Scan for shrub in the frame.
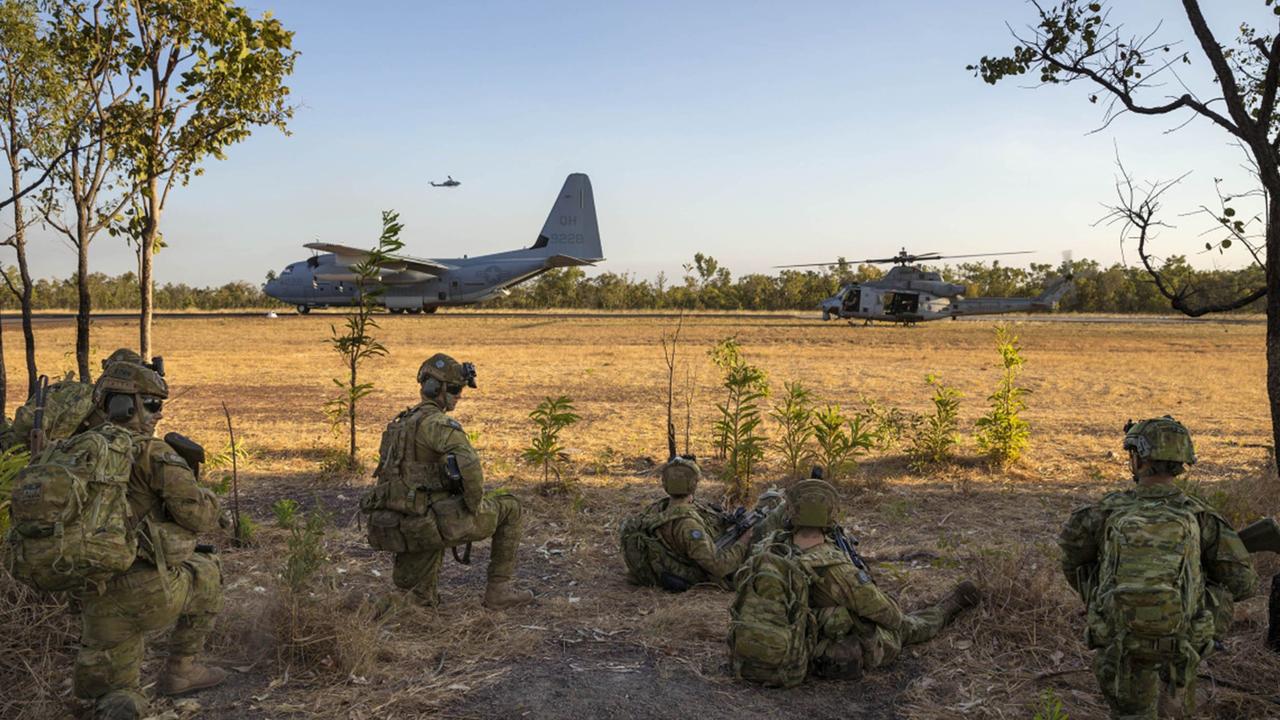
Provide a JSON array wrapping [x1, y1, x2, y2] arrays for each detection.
[[0, 447, 30, 537], [975, 325, 1031, 466], [810, 404, 875, 481], [770, 380, 815, 479], [910, 374, 963, 468], [522, 395, 580, 484], [1032, 688, 1069, 720], [272, 498, 300, 528], [236, 512, 258, 546], [708, 336, 744, 459], [715, 359, 769, 503], [282, 508, 329, 593], [861, 397, 914, 451]]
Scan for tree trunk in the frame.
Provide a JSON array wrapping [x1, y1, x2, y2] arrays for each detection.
[[139, 178, 158, 360], [348, 353, 357, 465], [14, 218, 36, 397], [76, 233, 91, 382], [1268, 202, 1280, 478]]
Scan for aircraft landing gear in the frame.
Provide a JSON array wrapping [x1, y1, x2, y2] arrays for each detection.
[[296, 304, 310, 315], [423, 306, 438, 314], [389, 308, 404, 314], [408, 308, 422, 315]]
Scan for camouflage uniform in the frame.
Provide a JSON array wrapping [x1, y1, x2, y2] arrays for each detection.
[[365, 353, 530, 608], [781, 529, 954, 675], [1060, 417, 1258, 720], [629, 496, 747, 589], [75, 359, 224, 719]]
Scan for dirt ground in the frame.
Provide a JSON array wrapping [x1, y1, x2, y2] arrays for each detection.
[[3, 311, 1280, 720]]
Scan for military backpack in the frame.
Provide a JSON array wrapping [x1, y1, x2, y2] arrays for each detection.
[[5, 424, 137, 593], [1090, 494, 1209, 664], [728, 539, 816, 688], [7, 379, 96, 451], [619, 499, 712, 591]]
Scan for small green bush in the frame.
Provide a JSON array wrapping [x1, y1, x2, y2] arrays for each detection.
[[811, 404, 875, 481], [522, 396, 580, 484], [770, 380, 815, 479], [272, 498, 300, 528], [237, 513, 259, 546], [715, 358, 769, 503], [1031, 688, 1068, 720], [282, 508, 330, 593], [975, 325, 1031, 466], [910, 374, 963, 468], [861, 397, 914, 451], [0, 446, 31, 537]]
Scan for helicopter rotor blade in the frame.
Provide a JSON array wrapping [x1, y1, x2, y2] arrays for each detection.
[[773, 250, 1034, 269], [915, 251, 1036, 261]]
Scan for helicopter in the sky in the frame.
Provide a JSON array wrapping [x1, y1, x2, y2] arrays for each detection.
[[777, 249, 1073, 324], [430, 175, 460, 188]]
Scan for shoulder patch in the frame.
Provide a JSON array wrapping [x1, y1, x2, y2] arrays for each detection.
[[446, 419, 463, 431], [690, 529, 704, 540], [857, 569, 871, 584]]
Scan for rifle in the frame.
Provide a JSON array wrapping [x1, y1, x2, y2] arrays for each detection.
[[27, 375, 49, 454], [831, 523, 872, 579], [714, 506, 767, 552]]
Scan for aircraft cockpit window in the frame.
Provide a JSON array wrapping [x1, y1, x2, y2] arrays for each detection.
[[282, 266, 294, 275]]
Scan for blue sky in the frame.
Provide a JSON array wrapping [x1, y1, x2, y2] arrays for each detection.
[[18, 0, 1277, 285]]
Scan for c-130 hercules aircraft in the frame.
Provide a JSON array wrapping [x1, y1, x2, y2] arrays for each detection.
[[778, 249, 1073, 324], [265, 173, 603, 314]]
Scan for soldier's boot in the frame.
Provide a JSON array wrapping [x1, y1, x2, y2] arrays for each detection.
[[157, 655, 227, 696], [93, 690, 147, 720], [939, 580, 982, 623], [483, 580, 533, 609]]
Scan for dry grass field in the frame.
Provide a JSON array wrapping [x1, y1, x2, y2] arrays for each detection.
[[3, 311, 1280, 720]]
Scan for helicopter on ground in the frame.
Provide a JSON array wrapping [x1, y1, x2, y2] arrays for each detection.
[[430, 175, 460, 188], [777, 249, 1073, 324]]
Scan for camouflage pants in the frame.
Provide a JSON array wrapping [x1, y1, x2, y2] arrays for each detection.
[[75, 553, 223, 706], [1093, 651, 1198, 720], [813, 603, 949, 677], [394, 493, 522, 603]]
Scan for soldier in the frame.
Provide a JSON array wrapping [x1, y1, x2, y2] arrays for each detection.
[[619, 456, 752, 591], [76, 359, 225, 720], [1059, 417, 1258, 719], [362, 353, 532, 609], [732, 479, 980, 684]]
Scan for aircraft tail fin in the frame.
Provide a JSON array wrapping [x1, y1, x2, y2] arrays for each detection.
[[529, 173, 603, 261], [1036, 274, 1074, 307]]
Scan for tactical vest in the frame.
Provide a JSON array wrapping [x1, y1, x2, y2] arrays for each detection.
[[130, 437, 200, 570], [619, 499, 713, 589], [366, 404, 455, 517]]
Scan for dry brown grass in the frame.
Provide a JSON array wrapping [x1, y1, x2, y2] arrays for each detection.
[[1, 312, 1277, 718]]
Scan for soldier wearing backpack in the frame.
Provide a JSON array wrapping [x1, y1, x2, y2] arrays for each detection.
[[8, 356, 225, 720], [729, 479, 980, 686], [360, 353, 533, 610], [1059, 417, 1258, 719], [619, 456, 752, 592]]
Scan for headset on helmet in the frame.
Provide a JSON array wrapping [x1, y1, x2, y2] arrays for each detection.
[[418, 353, 477, 397], [661, 455, 700, 496], [93, 361, 169, 423]]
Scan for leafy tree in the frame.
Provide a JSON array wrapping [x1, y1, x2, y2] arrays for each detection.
[[521, 395, 580, 484], [324, 211, 403, 469], [113, 0, 297, 358], [708, 336, 744, 459], [972, 0, 1280, 472], [975, 325, 1032, 466]]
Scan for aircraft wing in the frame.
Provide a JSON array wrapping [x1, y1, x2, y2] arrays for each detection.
[[304, 242, 454, 275], [542, 254, 603, 269]]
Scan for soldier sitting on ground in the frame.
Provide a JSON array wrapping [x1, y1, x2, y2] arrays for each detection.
[[360, 352, 533, 609], [619, 456, 753, 592], [1059, 417, 1258, 719], [729, 479, 980, 686]]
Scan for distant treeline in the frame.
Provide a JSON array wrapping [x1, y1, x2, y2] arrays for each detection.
[[2, 254, 1265, 313]]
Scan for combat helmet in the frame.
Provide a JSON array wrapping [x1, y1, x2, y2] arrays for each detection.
[[661, 456, 700, 496], [1123, 416, 1197, 466], [100, 348, 144, 370], [786, 479, 838, 529], [417, 353, 478, 396], [93, 362, 168, 424]]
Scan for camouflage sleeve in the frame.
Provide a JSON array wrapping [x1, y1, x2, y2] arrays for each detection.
[[671, 516, 748, 581], [418, 416, 484, 513], [147, 442, 221, 533], [819, 562, 904, 630], [1200, 512, 1260, 602], [1059, 504, 1103, 603]]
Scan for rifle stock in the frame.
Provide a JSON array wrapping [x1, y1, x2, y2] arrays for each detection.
[[27, 375, 49, 454]]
